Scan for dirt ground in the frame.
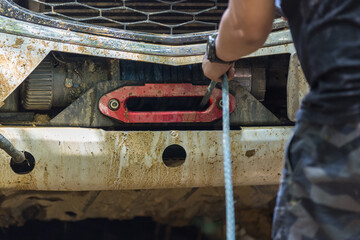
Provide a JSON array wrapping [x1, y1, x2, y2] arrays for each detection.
[[0, 217, 259, 240]]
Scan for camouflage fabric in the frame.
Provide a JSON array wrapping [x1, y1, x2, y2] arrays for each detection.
[[272, 121, 360, 240]]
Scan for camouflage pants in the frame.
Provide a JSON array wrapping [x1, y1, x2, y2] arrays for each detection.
[[272, 121, 360, 240]]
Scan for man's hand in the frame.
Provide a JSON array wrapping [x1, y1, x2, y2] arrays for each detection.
[[202, 0, 274, 82], [202, 55, 235, 82]]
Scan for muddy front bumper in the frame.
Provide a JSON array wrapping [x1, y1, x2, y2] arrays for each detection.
[[0, 127, 292, 191]]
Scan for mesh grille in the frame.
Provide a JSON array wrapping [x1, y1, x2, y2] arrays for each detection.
[[20, 0, 227, 35]]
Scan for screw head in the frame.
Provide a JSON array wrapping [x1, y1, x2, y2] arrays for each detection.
[[170, 131, 179, 138], [216, 99, 223, 109], [64, 78, 73, 88], [108, 99, 120, 111]]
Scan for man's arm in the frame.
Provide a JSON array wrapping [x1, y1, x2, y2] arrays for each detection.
[[203, 0, 275, 82]]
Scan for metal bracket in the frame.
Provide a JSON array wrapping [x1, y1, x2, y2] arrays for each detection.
[[99, 84, 236, 123], [287, 53, 310, 122]]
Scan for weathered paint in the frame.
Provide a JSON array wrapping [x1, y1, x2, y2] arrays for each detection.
[[0, 16, 294, 106], [287, 53, 310, 122], [0, 127, 293, 191], [0, 16, 292, 56], [0, 3, 291, 46], [98, 83, 236, 123], [246, 44, 295, 59], [0, 35, 50, 108], [0, 31, 295, 106], [0, 16, 206, 57], [0, 1, 218, 45], [0, 33, 201, 105], [0, 1, 289, 45]]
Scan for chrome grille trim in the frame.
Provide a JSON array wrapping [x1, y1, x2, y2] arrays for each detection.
[[20, 0, 227, 35], [1, 1, 288, 44]]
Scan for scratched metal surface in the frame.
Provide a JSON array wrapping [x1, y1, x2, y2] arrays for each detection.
[[0, 127, 293, 191], [0, 16, 294, 105], [0, 1, 288, 44], [0, 16, 206, 57], [0, 32, 202, 106], [0, 16, 292, 56], [287, 53, 310, 122]]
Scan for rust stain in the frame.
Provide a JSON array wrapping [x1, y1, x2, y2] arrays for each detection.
[[89, 36, 97, 41], [116, 131, 170, 188], [0, 127, 290, 190], [77, 46, 86, 53], [0, 34, 50, 104], [27, 45, 35, 51], [0, 72, 13, 101], [11, 38, 24, 48]]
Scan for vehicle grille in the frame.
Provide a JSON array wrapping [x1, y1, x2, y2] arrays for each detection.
[[18, 0, 227, 35]]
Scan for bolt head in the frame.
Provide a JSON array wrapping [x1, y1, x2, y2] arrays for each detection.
[[170, 131, 179, 138], [108, 99, 120, 111], [216, 99, 223, 109], [65, 78, 73, 88]]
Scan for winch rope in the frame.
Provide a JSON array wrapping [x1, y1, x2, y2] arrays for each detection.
[[222, 74, 235, 240]]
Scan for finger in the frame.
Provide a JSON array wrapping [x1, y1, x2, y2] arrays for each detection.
[[227, 66, 235, 80], [201, 55, 207, 72], [211, 75, 223, 83], [202, 58, 212, 80], [203, 60, 222, 82]]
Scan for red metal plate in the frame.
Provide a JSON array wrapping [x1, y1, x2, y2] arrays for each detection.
[[99, 84, 236, 123]]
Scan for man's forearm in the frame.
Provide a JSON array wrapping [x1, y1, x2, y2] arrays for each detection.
[[216, 0, 275, 62]]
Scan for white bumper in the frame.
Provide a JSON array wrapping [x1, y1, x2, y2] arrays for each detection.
[[0, 127, 293, 190]]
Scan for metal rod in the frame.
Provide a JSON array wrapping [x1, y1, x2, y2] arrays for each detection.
[[199, 80, 217, 108], [222, 75, 235, 240], [0, 134, 26, 164]]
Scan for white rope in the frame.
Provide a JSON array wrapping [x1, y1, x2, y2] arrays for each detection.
[[222, 75, 235, 240]]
